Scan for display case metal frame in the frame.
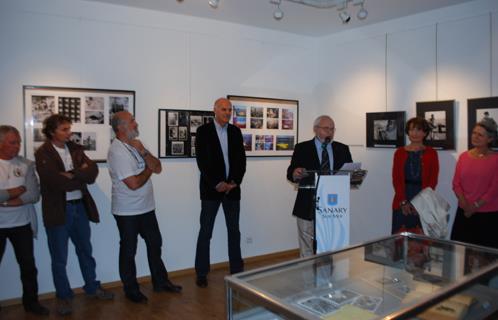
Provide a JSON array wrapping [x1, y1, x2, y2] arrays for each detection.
[[225, 233, 498, 320]]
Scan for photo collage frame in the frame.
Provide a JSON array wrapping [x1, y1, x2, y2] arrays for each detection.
[[158, 109, 214, 158], [227, 95, 299, 157], [23, 85, 135, 162]]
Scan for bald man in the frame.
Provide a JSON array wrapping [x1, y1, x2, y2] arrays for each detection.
[[194, 98, 246, 287]]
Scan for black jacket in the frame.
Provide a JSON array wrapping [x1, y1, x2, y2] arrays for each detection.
[[195, 122, 246, 200], [287, 138, 352, 220]]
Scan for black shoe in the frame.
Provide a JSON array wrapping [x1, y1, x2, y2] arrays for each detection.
[[125, 291, 148, 303], [231, 267, 244, 275], [196, 276, 208, 288], [24, 302, 50, 316], [154, 279, 182, 293]]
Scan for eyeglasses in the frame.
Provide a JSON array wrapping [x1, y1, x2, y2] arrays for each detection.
[[316, 126, 335, 131]]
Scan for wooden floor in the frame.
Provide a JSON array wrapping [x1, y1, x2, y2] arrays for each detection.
[[0, 251, 298, 320]]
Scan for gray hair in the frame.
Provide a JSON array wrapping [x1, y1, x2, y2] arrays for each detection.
[[477, 117, 498, 142], [0, 125, 20, 143], [110, 113, 127, 133], [313, 115, 333, 127]]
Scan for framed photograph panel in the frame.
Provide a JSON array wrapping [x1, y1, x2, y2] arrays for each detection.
[[416, 100, 455, 150], [366, 111, 405, 148], [227, 95, 298, 157], [467, 96, 498, 151], [23, 85, 135, 162], [158, 109, 214, 158]]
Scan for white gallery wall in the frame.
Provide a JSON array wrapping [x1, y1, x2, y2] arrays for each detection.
[[0, 0, 497, 301], [312, 0, 498, 243]]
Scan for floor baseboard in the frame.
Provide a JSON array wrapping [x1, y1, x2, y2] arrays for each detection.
[[0, 248, 299, 307]]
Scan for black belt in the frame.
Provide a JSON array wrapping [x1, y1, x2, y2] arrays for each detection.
[[67, 199, 82, 205]]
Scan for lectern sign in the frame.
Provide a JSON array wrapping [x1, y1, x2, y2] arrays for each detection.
[[315, 175, 350, 254]]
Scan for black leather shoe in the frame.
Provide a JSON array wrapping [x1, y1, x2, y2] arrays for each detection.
[[24, 302, 50, 316], [196, 276, 208, 288], [154, 279, 182, 293], [125, 291, 148, 303]]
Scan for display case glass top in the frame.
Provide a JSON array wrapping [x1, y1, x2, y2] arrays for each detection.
[[226, 233, 498, 320]]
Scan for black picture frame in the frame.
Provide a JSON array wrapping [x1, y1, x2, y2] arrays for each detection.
[[158, 109, 214, 158], [227, 95, 299, 157], [366, 111, 405, 148], [467, 96, 498, 151], [416, 100, 455, 150], [23, 85, 135, 162]]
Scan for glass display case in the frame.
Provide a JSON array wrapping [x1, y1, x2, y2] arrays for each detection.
[[225, 233, 498, 319]]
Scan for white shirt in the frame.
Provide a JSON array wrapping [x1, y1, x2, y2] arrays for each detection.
[[53, 143, 82, 200], [107, 139, 155, 216], [0, 157, 32, 228]]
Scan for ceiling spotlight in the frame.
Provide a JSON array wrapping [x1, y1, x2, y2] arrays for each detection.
[[271, 0, 284, 20], [208, 0, 219, 9], [339, 10, 351, 24], [274, 7, 284, 20], [357, 5, 368, 20]]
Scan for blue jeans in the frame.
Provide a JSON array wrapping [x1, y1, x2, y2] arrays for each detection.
[[113, 210, 169, 294], [45, 201, 99, 299], [195, 199, 243, 277]]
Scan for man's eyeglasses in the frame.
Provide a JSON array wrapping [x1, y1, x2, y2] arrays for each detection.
[[316, 126, 335, 131]]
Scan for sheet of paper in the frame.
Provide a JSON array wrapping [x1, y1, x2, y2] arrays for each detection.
[[339, 162, 362, 171]]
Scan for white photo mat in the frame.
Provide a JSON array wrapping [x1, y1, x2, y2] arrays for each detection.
[[23, 85, 135, 162], [227, 95, 299, 157]]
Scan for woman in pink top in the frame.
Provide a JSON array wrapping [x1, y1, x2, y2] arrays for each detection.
[[451, 118, 498, 249]]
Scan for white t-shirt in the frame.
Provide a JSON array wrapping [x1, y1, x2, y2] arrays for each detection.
[[0, 157, 31, 228], [107, 139, 155, 216], [53, 143, 82, 201]]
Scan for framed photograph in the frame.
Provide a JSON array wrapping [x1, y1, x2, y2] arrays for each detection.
[[366, 111, 405, 148], [364, 238, 400, 267], [158, 109, 214, 158], [467, 97, 498, 151], [227, 95, 298, 157], [416, 100, 455, 150], [23, 85, 135, 162]]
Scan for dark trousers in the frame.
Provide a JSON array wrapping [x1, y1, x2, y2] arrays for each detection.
[[451, 207, 498, 249], [0, 223, 39, 307], [195, 199, 243, 277], [113, 210, 169, 294]]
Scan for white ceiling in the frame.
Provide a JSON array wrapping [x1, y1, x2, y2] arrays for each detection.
[[84, 0, 476, 37]]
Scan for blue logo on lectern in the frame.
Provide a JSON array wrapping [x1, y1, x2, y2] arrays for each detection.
[[328, 194, 338, 206]]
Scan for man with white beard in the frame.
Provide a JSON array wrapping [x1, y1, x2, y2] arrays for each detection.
[[108, 111, 181, 304]]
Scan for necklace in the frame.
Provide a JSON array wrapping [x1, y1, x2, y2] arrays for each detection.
[[471, 148, 489, 158]]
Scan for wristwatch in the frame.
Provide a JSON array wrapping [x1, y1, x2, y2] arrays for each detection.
[[400, 200, 409, 206]]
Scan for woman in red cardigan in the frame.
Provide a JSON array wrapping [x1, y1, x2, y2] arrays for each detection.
[[391, 117, 439, 234]]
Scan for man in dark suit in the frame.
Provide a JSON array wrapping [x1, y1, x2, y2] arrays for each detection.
[[287, 115, 352, 257], [194, 98, 246, 287]]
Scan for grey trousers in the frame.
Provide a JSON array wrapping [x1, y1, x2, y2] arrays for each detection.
[[296, 217, 314, 257]]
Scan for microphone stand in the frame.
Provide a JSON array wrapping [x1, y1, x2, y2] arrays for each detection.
[[312, 137, 331, 254], [312, 171, 321, 254]]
